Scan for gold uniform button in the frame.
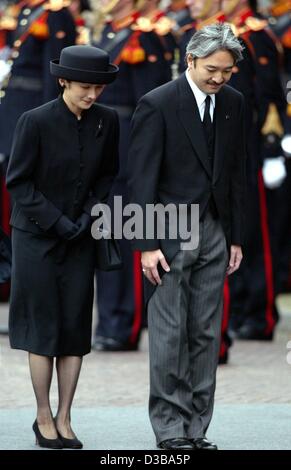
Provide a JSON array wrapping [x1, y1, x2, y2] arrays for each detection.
[[55, 30, 66, 39], [148, 54, 158, 63], [107, 32, 115, 39], [258, 56, 269, 65], [23, 8, 31, 15], [164, 52, 173, 61], [20, 19, 28, 26]]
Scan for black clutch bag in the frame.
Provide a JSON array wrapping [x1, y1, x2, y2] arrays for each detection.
[[95, 233, 123, 271]]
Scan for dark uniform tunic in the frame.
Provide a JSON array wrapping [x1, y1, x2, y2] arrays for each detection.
[[225, 10, 286, 339], [6, 96, 119, 356]]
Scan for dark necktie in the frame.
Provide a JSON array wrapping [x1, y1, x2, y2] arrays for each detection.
[[202, 95, 214, 167], [203, 95, 218, 218], [203, 95, 213, 144]]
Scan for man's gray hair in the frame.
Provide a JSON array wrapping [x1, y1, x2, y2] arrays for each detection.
[[186, 22, 244, 63]]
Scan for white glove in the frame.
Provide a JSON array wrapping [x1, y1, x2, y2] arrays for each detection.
[[0, 59, 11, 88], [281, 134, 291, 158], [262, 157, 287, 189]]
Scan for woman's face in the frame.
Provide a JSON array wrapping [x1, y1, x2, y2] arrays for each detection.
[[60, 80, 106, 111]]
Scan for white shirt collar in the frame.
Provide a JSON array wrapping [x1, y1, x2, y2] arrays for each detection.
[[185, 70, 215, 120]]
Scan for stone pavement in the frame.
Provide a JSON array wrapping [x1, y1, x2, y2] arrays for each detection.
[[0, 294, 291, 450]]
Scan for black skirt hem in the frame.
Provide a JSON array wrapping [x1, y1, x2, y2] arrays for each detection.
[[9, 342, 91, 357]]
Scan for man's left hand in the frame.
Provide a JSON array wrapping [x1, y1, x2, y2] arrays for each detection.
[[227, 245, 243, 275]]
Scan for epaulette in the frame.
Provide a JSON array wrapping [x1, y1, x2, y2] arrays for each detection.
[[0, 4, 19, 31], [244, 16, 268, 32], [131, 16, 154, 33], [0, 15, 17, 31], [153, 16, 176, 36], [76, 25, 90, 45], [112, 11, 139, 31], [229, 23, 240, 38], [261, 103, 284, 137], [120, 31, 146, 64], [43, 0, 71, 12]]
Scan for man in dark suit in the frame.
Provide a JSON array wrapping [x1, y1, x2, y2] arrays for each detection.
[[127, 23, 246, 450]]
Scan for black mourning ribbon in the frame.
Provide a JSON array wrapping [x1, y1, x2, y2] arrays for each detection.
[[95, 118, 103, 138]]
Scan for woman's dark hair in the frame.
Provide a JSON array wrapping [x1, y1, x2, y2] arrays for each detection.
[[56, 79, 71, 95]]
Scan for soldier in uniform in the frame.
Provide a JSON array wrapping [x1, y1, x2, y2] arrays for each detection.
[[0, 0, 16, 305], [222, 0, 287, 340], [267, 0, 291, 293], [166, 0, 194, 74], [0, 1, 17, 227], [0, 0, 76, 158], [68, 0, 91, 45], [138, 0, 177, 75], [93, 0, 173, 351]]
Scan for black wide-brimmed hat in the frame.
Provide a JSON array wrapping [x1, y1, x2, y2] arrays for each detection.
[[50, 45, 119, 84]]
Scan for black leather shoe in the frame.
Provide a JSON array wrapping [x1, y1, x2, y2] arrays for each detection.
[[158, 438, 195, 450], [236, 324, 274, 340], [92, 336, 138, 351], [191, 437, 218, 450], [57, 431, 83, 449], [32, 420, 63, 449]]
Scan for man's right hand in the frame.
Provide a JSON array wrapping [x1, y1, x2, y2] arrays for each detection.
[[141, 249, 170, 286]]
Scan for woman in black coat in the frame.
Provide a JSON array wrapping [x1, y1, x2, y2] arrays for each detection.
[[6, 45, 119, 449]]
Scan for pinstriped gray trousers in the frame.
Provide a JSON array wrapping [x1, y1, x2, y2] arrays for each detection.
[[147, 209, 228, 445]]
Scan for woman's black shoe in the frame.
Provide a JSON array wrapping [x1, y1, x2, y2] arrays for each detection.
[[57, 431, 83, 449], [32, 420, 63, 449]]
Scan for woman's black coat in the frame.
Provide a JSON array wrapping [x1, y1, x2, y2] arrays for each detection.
[[7, 96, 119, 232], [6, 96, 119, 356]]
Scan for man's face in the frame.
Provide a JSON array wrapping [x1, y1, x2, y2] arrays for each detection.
[[187, 49, 234, 94], [186, 0, 221, 19], [61, 80, 106, 110]]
